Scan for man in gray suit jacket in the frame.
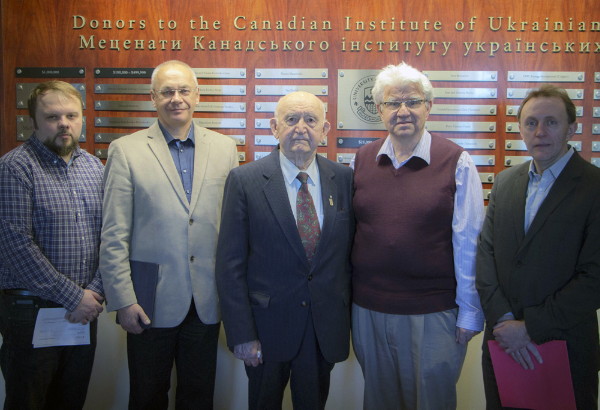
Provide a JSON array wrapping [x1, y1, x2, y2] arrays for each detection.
[[100, 60, 238, 409], [216, 91, 353, 409], [477, 85, 600, 409]]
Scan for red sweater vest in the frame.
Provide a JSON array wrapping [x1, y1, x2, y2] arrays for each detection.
[[352, 135, 463, 314]]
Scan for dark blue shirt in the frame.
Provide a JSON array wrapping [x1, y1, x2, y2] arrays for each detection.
[[159, 122, 195, 203]]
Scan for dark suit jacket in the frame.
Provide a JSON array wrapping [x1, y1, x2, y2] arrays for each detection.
[[216, 148, 354, 363], [476, 151, 600, 380]]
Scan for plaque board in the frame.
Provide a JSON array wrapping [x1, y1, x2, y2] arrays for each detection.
[[507, 88, 583, 100], [337, 69, 383, 131], [426, 121, 496, 133], [431, 104, 496, 116], [255, 68, 327, 79], [423, 71, 498, 82], [433, 88, 497, 99], [504, 156, 532, 166], [506, 123, 583, 134], [506, 105, 582, 117], [255, 85, 328, 96], [94, 68, 153, 78], [507, 71, 584, 82], [17, 83, 86, 109], [448, 138, 496, 150], [479, 173, 495, 183], [16, 67, 85, 78], [17, 116, 86, 142]]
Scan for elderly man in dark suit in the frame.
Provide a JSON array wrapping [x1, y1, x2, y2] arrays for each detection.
[[216, 91, 354, 410], [477, 84, 600, 409]]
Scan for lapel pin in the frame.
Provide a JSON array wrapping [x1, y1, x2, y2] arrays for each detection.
[[329, 195, 334, 206]]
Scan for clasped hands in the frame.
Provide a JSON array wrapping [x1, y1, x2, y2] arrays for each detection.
[[493, 319, 543, 370], [234, 340, 263, 367], [64, 289, 104, 325]]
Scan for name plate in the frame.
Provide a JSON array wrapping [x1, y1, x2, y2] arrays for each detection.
[[504, 156, 532, 166], [505, 105, 583, 117], [507, 88, 584, 100], [595, 90, 600, 100], [426, 121, 496, 133], [254, 119, 271, 129], [255, 85, 328, 96], [483, 189, 492, 200], [238, 152, 246, 162], [16, 67, 85, 78], [433, 88, 497, 99], [506, 122, 582, 134], [471, 155, 495, 166], [508, 71, 585, 82], [448, 138, 496, 150], [254, 151, 270, 160], [94, 133, 128, 143], [198, 118, 246, 129], [95, 148, 108, 159], [255, 68, 327, 79], [593, 142, 600, 152], [594, 107, 600, 117], [193, 68, 246, 79], [431, 104, 497, 116], [505, 140, 582, 152], [95, 84, 247, 96], [593, 124, 600, 135], [93, 101, 246, 113], [95, 117, 155, 128], [94, 68, 153, 78], [200, 85, 247, 96], [592, 158, 600, 168], [255, 135, 278, 146], [596, 73, 600, 82], [17, 83, 86, 109], [423, 71, 498, 82], [228, 135, 246, 145], [479, 173, 495, 183], [17, 116, 86, 141], [336, 137, 379, 148], [336, 153, 356, 164], [255, 102, 328, 113], [337, 69, 381, 131]]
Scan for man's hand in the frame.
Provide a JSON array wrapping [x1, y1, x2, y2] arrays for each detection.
[[493, 320, 543, 369], [234, 340, 263, 367], [117, 304, 151, 334], [455, 327, 479, 345], [65, 289, 104, 324]]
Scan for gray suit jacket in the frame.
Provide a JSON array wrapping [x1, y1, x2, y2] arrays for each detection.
[[100, 120, 238, 327], [477, 151, 600, 373], [215, 149, 354, 363]]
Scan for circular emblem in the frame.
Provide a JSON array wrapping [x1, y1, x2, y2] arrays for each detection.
[[350, 75, 380, 124]]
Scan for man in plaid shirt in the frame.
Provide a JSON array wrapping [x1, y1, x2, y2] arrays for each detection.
[[0, 81, 104, 409]]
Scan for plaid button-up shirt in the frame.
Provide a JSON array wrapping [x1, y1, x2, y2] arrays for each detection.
[[0, 135, 104, 311]]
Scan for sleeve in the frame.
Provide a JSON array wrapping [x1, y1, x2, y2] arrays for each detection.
[[0, 163, 84, 311], [215, 170, 258, 347], [99, 141, 137, 312], [452, 151, 485, 331]]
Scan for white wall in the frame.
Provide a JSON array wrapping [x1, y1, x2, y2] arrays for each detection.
[[1, 311, 598, 409]]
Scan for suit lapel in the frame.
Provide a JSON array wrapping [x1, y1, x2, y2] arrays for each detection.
[[189, 123, 209, 212], [509, 163, 529, 245], [313, 156, 336, 262], [263, 150, 310, 265], [146, 122, 189, 210]]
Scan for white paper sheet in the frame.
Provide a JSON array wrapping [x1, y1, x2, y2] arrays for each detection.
[[32, 308, 90, 348]]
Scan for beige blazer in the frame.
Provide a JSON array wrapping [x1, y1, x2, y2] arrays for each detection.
[[100, 120, 238, 327]]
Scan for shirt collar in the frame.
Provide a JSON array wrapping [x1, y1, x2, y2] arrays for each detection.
[[159, 121, 195, 146], [376, 130, 431, 167], [279, 150, 320, 186], [528, 146, 574, 179]]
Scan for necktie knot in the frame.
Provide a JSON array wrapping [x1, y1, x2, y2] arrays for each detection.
[[297, 172, 309, 185]]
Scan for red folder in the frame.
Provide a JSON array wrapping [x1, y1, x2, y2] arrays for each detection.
[[488, 340, 576, 410]]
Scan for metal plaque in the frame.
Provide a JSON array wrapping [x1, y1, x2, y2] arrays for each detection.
[[95, 117, 155, 128], [593, 142, 600, 152], [255, 68, 327, 79], [483, 189, 492, 200], [336, 137, 379, 148], [592, 158, 600, 168], [337, 69, 383, 130], [193, 68, 246, 79], [448, 138, 496, 150], [471, 155, 495, 166], [507, 88, 584, 100], [200, 85, 247, 96], [255, 135, 278, 146], [504, 156, 532, 167], [479, 173, 495, 183], [198, 118, 246, 129], [16, 67, 85, 78], [197, 102, 246, 113], [423, 71, 498, 82], [506, 105, 583, 117], [594, 107, 600, 118], [431, 104, 496, 116], [95, 149, 108, 159], [95, 84, 150, 94], [254, 119, 271, 129], [17, 115, 86, 142], [433, 88, 497, 99], [228, 135, 246, 145], [254, 151, 271, 161], [255, 85, 328, 96], [95, 101, 154, 111], [506, 122, 582, 134], [95, 133, 128, 143], [238, 152, 246, 162], [255, 102, 328, 113], [507, 71, 585, 82], [596, 73, 600, 83], [505, 139, 581, 152], [595, 90, 600, 100], [594, 124, 600, 135], [17, 83, 86, 109], [426, 121, 496, 133], [94, 68, 153, 78], [336, 153, 356, 164]]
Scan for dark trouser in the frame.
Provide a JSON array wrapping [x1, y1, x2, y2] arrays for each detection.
[[126, 302, 220, 410], [482, 326, 599, 410], [245, 313, 334, 410], [0, 292, 97, 410]]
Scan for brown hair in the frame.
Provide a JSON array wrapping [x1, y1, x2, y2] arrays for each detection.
[[517, 84, 576, 124], [27, 81, 84, 128]]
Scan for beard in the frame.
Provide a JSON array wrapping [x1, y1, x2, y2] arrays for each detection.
[[43, 133, 79, 158]]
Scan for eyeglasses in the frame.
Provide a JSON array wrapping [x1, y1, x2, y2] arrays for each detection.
[[154, 88, 195, 99], [381, 99, 427, 111]]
